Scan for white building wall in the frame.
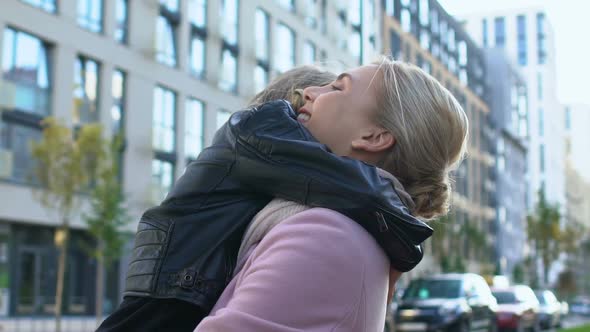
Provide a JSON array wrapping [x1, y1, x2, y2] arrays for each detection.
[[0, 0, 380, 230]]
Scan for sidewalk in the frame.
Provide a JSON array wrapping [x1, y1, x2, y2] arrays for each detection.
[[0, 316, 103, 332]]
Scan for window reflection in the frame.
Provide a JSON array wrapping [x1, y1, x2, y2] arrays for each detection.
[[220, 0, 238, 46], [153, 86, 176, 152], [256, 9, 270, 62], [77, 0, 103, 33], [185, 98, 205, 160], [112, 70, 125, 136], [115, 0, 128, 43], [2, 28, 51, 116], [156, 15, 177, 67], [73, 56, 100, 126], [302, 41, 316, 65], [219, 49, 237, 92], [217, 109, 232, 129], [152, 159, 173, 203], [189, 0, 207, 28], [189, 36, 205, 77], [20, 0, 56, 13], [254, 65, 268, 94], [275, 23, 295, 73]]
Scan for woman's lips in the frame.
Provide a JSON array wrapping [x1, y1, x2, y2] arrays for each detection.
[[297, 108, 311, 123]]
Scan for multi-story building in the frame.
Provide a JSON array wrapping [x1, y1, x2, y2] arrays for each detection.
[[381, 0, 496, 277], [564, 104, 590, 183], [483, 47, 529, 277], [459, 7, 565, 215], [0, 0, 379, 317]]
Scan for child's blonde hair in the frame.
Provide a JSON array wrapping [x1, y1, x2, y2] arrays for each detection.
[[248, 66, 336, 110]]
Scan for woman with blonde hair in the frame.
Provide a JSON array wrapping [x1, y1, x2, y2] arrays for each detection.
[[98, 63, 438, 331], [195, 57, 468, 331]]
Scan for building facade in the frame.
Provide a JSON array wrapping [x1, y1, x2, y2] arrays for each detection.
[[459, 7, 566, 215], [483, 47, 529, 277], [381, 0, 496, 277], [0, 0, 379, 317]]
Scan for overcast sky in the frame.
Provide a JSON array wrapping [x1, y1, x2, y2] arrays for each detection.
[[439, 0, 589, 106]]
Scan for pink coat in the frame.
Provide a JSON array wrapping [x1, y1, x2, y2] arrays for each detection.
[[195, 208, 390, 332]]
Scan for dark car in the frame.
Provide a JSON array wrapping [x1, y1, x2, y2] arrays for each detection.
[[492, 285, 540, 332], [535, 290, 562, 329], [394, 273, 497, 332]]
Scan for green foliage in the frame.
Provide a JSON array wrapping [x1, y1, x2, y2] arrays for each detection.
[[30, 117, 104, 220], [526, 190, 562, 284], [512, 263, 525, 284], [83, 133, 131, 265]]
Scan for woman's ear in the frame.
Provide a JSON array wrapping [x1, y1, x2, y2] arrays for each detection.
[[351, 127, 395, 153]]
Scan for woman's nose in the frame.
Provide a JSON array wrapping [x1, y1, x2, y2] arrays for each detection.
[[302, 86, 318, 102]]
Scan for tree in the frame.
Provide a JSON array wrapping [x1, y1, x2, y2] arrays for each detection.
[[30, 118, 105, 332], [83, 133, 131, 325], [526, 190, 561, 286]]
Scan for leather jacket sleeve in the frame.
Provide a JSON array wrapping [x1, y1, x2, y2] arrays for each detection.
[[227, 100, 433, 272]]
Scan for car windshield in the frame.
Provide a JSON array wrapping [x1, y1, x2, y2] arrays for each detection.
[[403, 279, 462, 300], [493, 291, 518, 304]]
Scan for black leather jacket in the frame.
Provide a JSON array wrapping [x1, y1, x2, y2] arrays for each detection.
[[124, 100, 433, 313]]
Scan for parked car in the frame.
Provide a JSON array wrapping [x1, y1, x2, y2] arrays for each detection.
[[570, 297, 590, 316], [491, 285, 540, 332], [394, 273, 497, 332], [534, 290, 562, 329]]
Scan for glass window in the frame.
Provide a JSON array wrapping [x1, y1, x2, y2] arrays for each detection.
[[430, 10, 438, 34], [400, 0, 410, 6], [517, 15, 527, 66], [20, 0, 56, 13], [422, 61, 431, 74], [111, 69, 125, 136], [77, 0, 103, 33], [349, 30, 361, 61], [537, 72, 543, 100], [401, 9, 411, 33], [1, 28, 51, 116], [217, 109, 232, 129], [151, 159, 173, 203], [185, 98, 205, 160], [0, 120, 42, 182], [419, 0, 429, 25], [155, 15, 177, 67], [189, 33, 206, 78], [538, 108, 544, 136], [73, 56, 100, 126], [219, 48, 237, 92], [188, 0, 207, 28], [254, 65, 268, 94], [256, 9, 270, 62], [277, 0, 295, 11], [494, 17, 505, 48], [390, 30, 402, 59], [458, 41, 467, 66], [537, 13, 546, 64], [482, 19, 488, 47], [275, 23, 295, 73], [303, 41, 316, 65], [160, 0, 179, 12], [319, 0, 327, 33], [448, 29, 455, 52], [115, 0, 128, 43], [540, 144, 545, 172], [221, 0, 239, 46], [385, 0, 394, 17], [349, 0, 361, 26], [152, 86, 176, 152], [420, 30, 430, 51], [565, 107, 571, 130], [304, 0, 318, 28]]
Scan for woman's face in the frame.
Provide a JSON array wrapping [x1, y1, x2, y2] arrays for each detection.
[[299, 65, 381, 156]]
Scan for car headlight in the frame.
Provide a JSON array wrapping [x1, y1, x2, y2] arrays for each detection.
[[438, 303, 461, 316]]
